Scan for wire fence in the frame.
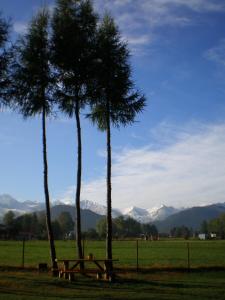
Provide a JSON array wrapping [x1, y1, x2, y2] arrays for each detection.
[[1, 239, 225, 270]]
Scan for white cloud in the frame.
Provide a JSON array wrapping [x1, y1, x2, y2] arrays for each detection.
[[141, 0, 225, 14], [204, 39, 225, 67], [13, 21, 27, 34], [57, 186, 75, 205], [94, 0, 225, 55], [124, 34, 152, 46], [57, 121, 225, 210]]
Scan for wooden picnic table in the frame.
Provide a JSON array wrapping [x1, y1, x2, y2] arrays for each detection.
[[55, 257, 118, 281]]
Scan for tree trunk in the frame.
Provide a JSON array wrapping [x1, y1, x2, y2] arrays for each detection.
[[106, 100, 113, 270], [75, 101, 83, 262], [42, 106, 58, 276]]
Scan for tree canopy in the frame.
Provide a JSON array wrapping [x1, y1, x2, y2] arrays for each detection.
[[0, 13, 10, 104], [10, 10, 53, 116]]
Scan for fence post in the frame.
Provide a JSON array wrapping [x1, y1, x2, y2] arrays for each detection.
[[187, 242, 190, 271], [136, 240, 139, 272], [22, 238, 25, 268], [82, 238, 85, 258]]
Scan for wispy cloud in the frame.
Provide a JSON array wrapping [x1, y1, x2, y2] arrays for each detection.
[[59, 121, 225, 209], [204, 39, 225, 67], [94, 0, 225, 56]]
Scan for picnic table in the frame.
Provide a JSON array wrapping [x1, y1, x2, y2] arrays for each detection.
[[55, 256, 118, 281]]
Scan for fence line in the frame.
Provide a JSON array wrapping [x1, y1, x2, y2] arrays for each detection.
[[0, 239, 225, 269]]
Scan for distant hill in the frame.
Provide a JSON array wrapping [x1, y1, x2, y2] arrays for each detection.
[[0, 194, 44, 220], [50, 205, 104, 231], [156, 204, 225, 233]]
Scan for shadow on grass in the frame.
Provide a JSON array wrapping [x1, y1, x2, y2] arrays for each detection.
[[1, 269, 225, 300]]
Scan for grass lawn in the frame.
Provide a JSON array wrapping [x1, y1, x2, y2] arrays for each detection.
[[0, 269, 225, 300], [1, 240, 225, 269]]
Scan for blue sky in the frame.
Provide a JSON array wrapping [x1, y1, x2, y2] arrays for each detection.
[[1, 0, 225, 209]]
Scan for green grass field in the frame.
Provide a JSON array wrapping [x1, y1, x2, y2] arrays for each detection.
[[1, 239, 225, 269], [1, 240, 225, 299]]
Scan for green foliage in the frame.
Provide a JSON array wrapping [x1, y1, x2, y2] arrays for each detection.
[[3, 210, 15, 227], [0, 13, 9, 47], [170, 226, 192, 239], [96, 216, 158, 239], [51, 0, 97, 114], [96, 217, 106, 238], [1, 210, 75, 240], [0, 13, 10, 103], [87, 13, 146, 261], [52, 220, 62, 239], [10, 9, 53, 116], [51, 0, 98, 260], [200, 220, 208, 234], [8, 9, 58, 271], [87, 14, 146, 130], [207, 213, 225, 238], [57, 211, 74, 233], [83, 228, 99, 240], [142, 223, 158, 237]]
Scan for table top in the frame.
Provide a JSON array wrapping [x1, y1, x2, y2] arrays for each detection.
[[55, 258, 118, 262]]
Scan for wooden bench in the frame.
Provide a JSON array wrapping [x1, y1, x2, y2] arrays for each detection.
[[56, 257, 118, 281]]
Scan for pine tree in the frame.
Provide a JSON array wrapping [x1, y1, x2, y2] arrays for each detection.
[[9, 10, 58, 275], [51, 0, 97, 261], [88, 15, 146, 269]]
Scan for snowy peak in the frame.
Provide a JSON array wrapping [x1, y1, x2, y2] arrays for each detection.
[[124, 205, 180, 223], [0, 194, 44, 218], [80, 200, 121, 218], [81, 200, 106, 215], [148, 205, 179, 221], [123, 206, 152, 223], [123, 206, 149, 216], [0, 194, 20, 208]]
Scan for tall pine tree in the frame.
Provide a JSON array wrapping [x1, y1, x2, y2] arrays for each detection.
[[51, 0, 97, 261], [88, 15, 146, 269], [10, 10, 58, 275]]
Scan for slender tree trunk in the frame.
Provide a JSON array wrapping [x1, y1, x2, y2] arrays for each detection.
[[42, 106, 58, 276], [75, 101, 83, 262], [106, 100, 113, 270]]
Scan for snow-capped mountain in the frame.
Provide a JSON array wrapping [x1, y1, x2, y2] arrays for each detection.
[[123, 205, 180, 223], [80, 200, 121, 218], [0, 194, 179, 223], [123, 206, 152, 223], [0, 194, 45, 219], [81, 200, 106, 215], [148, 205, 180, 221]]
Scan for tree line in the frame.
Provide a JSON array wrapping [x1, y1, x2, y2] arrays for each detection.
[[0, 0, 146, 274], [2, 210, 75, 240], [200, 214, 225, 239], [1, 210, 158, 240]]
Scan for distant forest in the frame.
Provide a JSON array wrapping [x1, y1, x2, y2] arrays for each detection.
[[0, 210, 158, 240]]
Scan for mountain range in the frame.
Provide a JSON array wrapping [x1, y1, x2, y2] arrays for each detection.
[[0, 194, 180, 223], [1, 194, 225, 232]]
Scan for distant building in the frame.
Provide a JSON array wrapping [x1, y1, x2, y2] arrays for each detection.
[[198, 233, 207, 240], [210, 233, 217, 239]]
